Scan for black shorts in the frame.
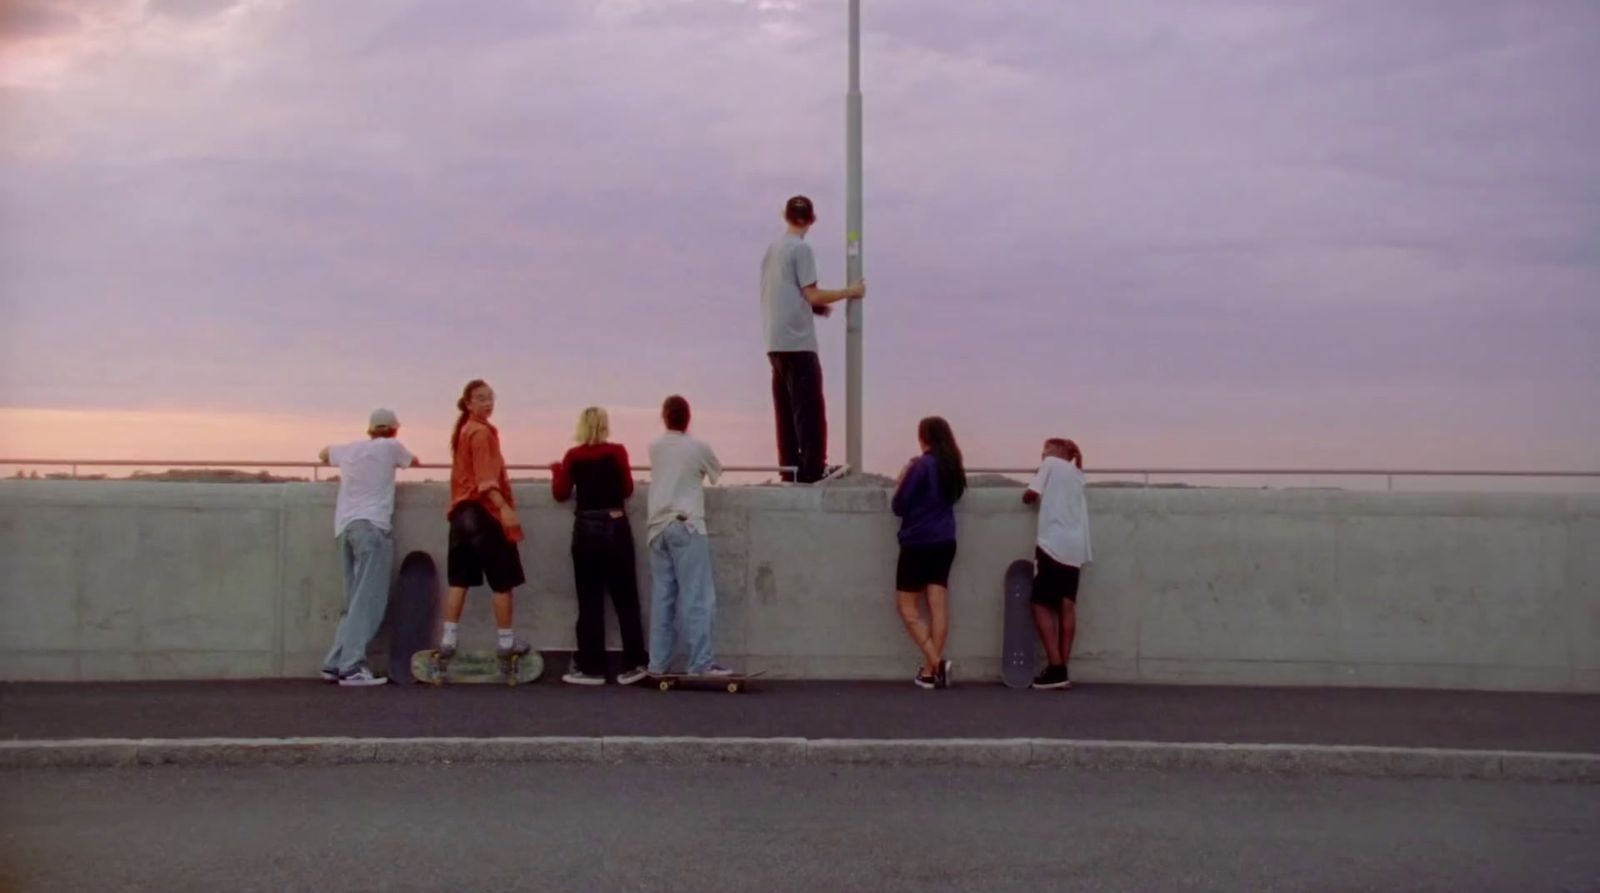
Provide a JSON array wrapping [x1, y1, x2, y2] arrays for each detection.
[[896, 540, 957, 592], [447, 501, 526, 592], [1031, 547, 1081, 607]]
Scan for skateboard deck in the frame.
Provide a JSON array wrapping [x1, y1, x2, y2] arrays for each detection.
[[388, 551, 439, 684], [412, 649, 545, 686], [1001, 559, 1039, 690], [652, 671, 765, 693]]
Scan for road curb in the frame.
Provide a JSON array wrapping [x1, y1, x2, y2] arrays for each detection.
[[3, 737, 1596, 782]]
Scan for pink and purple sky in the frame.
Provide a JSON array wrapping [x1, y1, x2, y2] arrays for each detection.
[[2, 0, 1597, 474]]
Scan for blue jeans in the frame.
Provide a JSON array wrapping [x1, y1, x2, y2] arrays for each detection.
[[322, 520, 395, 675], [647, 521, 717, 674]]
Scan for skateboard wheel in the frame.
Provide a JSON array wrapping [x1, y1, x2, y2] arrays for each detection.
[[658, 680, 671, 691], [726, 682, 739, 694]]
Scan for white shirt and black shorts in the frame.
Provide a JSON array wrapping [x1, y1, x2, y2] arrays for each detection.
[[1027, 456, 1093, 607]]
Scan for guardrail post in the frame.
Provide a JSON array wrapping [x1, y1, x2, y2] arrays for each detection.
[[1386, 474, 1393, 492]]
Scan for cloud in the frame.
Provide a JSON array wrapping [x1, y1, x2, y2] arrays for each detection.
[[1, 0, 1596, 472]]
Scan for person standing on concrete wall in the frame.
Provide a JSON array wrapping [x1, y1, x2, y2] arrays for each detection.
[[760, 195, 866, 483], [891, 416, 967, 689], [439, 380, 532, 663], [1023, 438, 1092, 690], [645, 395, 731, 677], [551, 406, 650, 686], [317, 408, 422, 687]]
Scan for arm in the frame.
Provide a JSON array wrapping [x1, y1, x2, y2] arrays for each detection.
[[891, 459, 922, 517], [616, 444, 635, 499], [392, 441, 419, 470], [702, 443, 723, 486], [800, 282, 865, 307], [794, 241, 864, 308], [1023, 462, 1049, 506], [551, 451, 573, 502]]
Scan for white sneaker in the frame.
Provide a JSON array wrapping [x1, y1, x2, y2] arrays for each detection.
[[700, 664, 735, 677], [319, 669, 338, 683], [337, 667, 389, 687], [561, 669, 606, 686], [616, 666, 649, 686]]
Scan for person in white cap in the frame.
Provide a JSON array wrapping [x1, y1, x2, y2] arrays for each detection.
[[316, 408, 422, 685]]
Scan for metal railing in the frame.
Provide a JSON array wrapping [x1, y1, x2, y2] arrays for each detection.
[[3, 459, 1598, 490], [0, 459, 795, 482], [965, 467, 1600, 491]]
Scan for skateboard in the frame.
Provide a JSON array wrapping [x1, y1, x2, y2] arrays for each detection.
[[652, 671, 765, 694], [387, 551, 439, 684], [411, 649, 545, 686], [1001, 559, 1039, 689]]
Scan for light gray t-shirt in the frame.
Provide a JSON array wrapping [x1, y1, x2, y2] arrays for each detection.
[[760, 232, 820, 353]]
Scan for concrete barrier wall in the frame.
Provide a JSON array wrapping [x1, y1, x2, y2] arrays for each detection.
[[2, 480, 1596, 691]]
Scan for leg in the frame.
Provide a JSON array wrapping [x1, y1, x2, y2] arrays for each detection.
[[646, 532, 680, 673], [895, 590, 940, 674], [443, 586, 468, 623], [1033, 604, 1063, 666], [607, 520, 649, 669], [791, 352, 828, 482], [926, 583, 950, 662], [769, 353, 800, 483], [322, 530, 360, 671], [329, 523, 395, 674], [1059, 600, 1078, 667], [570, 521, 608, 675], [492, 590, 515, 628], [677, 530, 719, 674]]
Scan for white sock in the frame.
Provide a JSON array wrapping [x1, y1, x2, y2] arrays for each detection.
[[441, 622, 459, 647], [497, 628, 515, 649]]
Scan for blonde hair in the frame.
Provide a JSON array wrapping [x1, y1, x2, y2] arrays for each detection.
[[574, 406, 610, 446]]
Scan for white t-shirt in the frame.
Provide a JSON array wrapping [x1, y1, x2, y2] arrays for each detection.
[[1027, 455, 1092, 567], [327, 438, 416, 537], [646, 431, 723, 544]]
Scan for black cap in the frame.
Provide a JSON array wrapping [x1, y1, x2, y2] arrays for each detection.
[[785, 195, 816, 223]]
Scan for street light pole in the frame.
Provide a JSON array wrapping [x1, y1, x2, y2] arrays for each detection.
[[845, 0, 864, 472]]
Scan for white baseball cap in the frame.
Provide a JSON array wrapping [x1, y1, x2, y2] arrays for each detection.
[[368, 408, 400, 429]]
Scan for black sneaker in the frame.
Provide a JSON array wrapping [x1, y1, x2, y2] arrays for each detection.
[[936, 659, 953, 689], [1031, 665, 1071, 690], [914, 669, 937, 690]]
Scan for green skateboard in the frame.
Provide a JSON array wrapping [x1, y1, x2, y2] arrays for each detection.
[[411, 649, 544, 686]]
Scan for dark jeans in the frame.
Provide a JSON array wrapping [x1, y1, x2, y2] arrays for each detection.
[[571, 511, 648, 675], [769, 351, 827, 483]]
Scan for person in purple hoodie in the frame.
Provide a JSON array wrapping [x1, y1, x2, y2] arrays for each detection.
[[890, 416, 968, 689]]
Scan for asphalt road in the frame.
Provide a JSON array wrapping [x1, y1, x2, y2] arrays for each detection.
[[5, 680, 1598, 752], [3, 763, 1596, 892]]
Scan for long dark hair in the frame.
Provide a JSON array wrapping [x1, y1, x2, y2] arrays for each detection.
[[918, 416, 966, 504], [451, 379, 488, 453]]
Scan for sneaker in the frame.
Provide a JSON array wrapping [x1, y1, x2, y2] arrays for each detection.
[[1031, 665, 1070, 690], [436, 641, 457, 661], [914, 669, 937, 690], [337, 667, 389, 687], [496, 638, 532, 659], [319, 669, 338, 683], [562, 669, 606, 686], [937, 659, 954, 689], [616, 666, 650, 686], [699, 664, 735, 677]]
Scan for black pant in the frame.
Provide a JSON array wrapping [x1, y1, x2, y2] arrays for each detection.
[[769, 351, 827, 483], [570, 511, 648, 675]]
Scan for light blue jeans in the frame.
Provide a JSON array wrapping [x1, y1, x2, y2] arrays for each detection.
[[647, 521, 717, 674], [322, 520, 395, 675]]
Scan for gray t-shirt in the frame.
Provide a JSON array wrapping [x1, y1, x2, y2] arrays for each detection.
[[760, 233, 820, 353]]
